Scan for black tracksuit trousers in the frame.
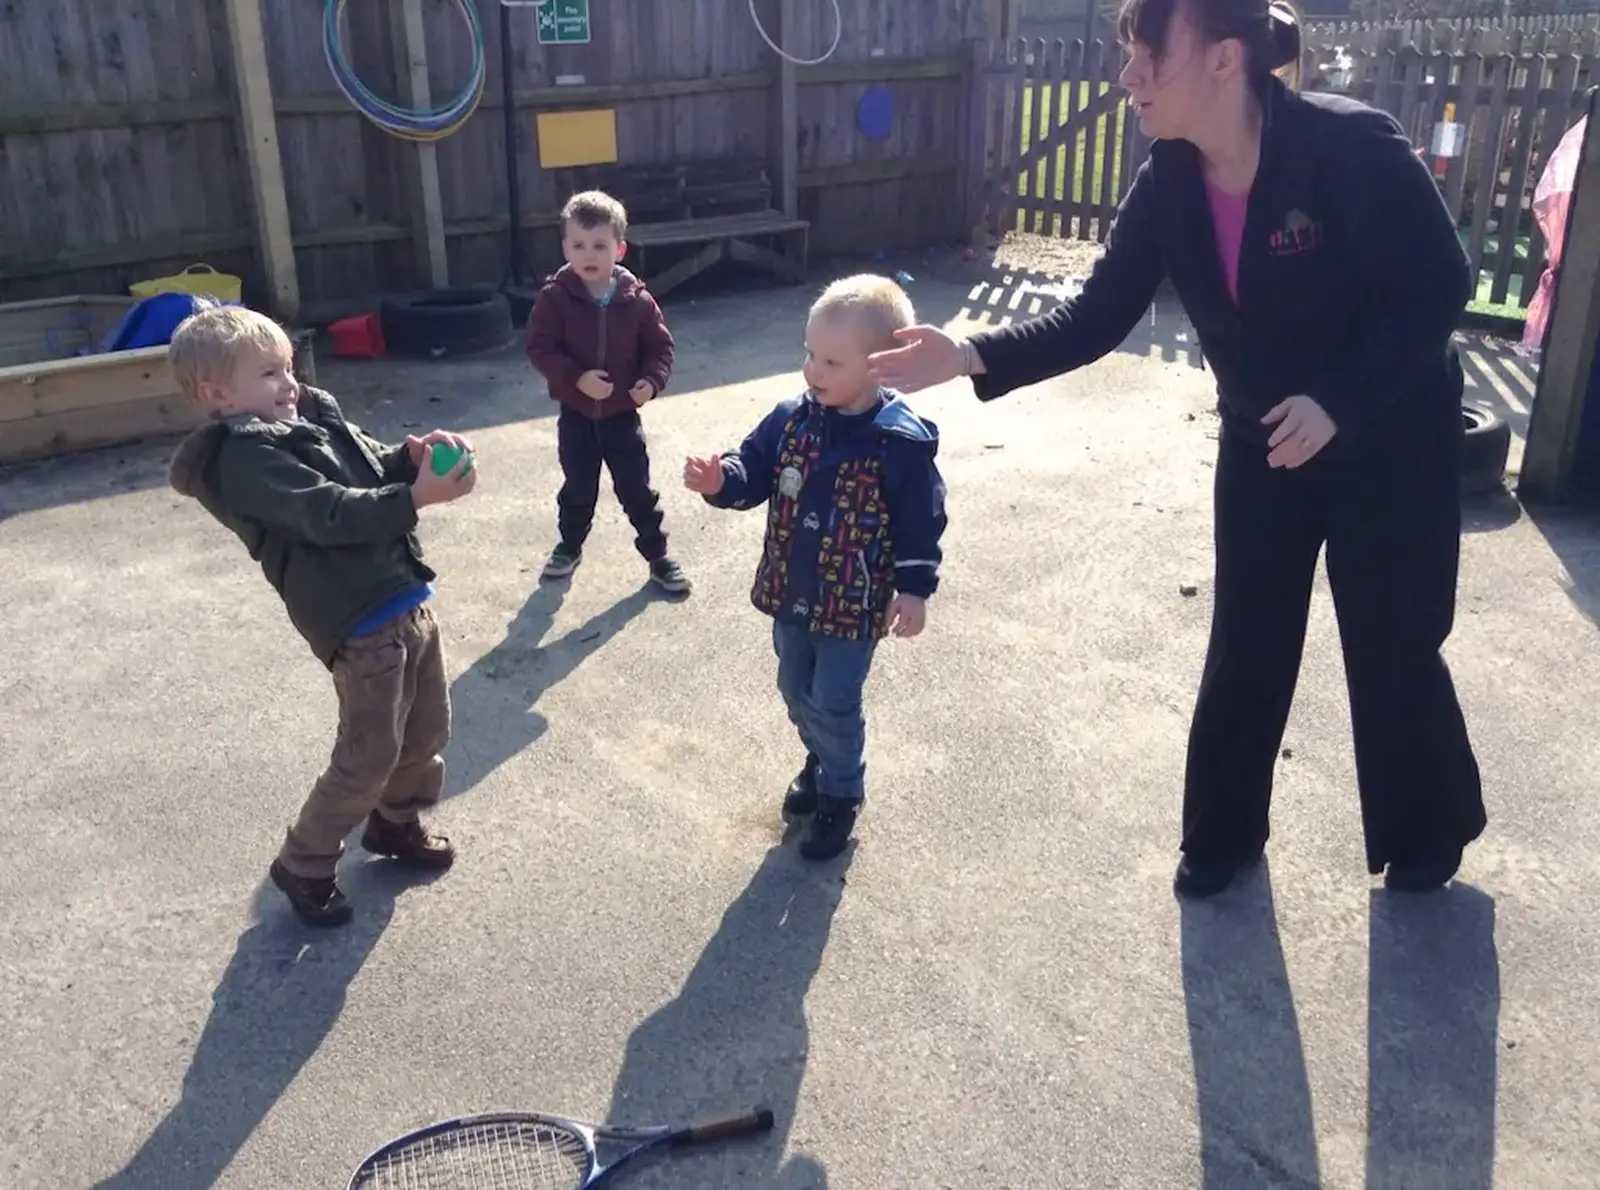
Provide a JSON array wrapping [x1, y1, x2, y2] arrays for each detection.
[[555, 406, 667, 561], [1181, 407, 1487, 875]]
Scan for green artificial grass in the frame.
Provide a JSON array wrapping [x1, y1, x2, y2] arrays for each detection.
[[1460, 229, 1531, 325]]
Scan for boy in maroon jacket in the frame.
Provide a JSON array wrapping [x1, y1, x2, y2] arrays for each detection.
[[525, 190, 691, 594]]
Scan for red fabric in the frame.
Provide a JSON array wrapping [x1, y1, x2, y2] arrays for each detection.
[[1523, 115, 1588, 353]]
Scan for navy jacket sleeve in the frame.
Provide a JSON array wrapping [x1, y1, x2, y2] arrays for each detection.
[[705, 401, 791, 511], [966, 161, 1166, 401], [1305, 109, 1473, 436], [885, 443, 947, 599]]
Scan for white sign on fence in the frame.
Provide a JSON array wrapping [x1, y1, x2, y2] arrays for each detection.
[[1431, 122, 1466, 157]]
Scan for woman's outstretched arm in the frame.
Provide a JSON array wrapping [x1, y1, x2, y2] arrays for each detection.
[[966, 161, 1166, 400], [867, 162, 1166, 398]]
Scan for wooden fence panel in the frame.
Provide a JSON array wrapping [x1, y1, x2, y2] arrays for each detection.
[[1059, 41, 1089, 239], [985, 37, 1128, 243], [0, 0, 991, 312], [1040, 41, 1069, 238], [1443, 53, 1486, 220], [791, 0, 983, 257], [0, 2, 255, 304], [1090, 37, 1123, 242], [973, 31, 1598, 314]]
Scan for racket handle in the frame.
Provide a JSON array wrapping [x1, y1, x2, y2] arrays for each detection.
[[674, 1106, 776, 1146]]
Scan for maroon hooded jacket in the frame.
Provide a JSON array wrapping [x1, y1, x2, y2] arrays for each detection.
[[524, 264, 675, 420]]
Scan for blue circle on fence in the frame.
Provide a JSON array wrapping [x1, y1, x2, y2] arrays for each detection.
[[856, 86, 895, 140]]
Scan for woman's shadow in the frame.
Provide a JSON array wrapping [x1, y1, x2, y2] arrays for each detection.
[[1181, 865, 1500, 1189], [1181, 860, 1322, 1189], [1365, 884, 1499, 1190], [602, 838, 849, 1188]]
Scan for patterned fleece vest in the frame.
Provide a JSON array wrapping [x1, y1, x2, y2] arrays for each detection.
[[751, 405, 896, 641]]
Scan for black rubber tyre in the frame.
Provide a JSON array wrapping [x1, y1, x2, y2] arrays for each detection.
[[1461, 401, 1512, 497], [502, 283, 542, 328], [378, 289, 515, 358]]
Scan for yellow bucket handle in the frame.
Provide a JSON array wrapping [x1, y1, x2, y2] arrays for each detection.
[[180, 264, 220, 275]]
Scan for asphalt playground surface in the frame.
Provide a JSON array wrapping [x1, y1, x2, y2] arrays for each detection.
[[2, 264, 1598, 1189]]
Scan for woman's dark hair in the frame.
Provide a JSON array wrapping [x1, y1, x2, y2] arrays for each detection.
[[1117, 0, 1303, 88]]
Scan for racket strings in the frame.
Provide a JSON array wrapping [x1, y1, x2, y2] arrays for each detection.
[[354, 1119, 592, 1190]]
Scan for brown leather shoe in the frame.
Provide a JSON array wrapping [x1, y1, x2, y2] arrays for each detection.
[[360, 812, 456, 871], [269, 860, 353, 927]]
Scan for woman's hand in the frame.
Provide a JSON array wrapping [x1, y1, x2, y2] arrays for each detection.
[[867, 326, 970, 393], [1262, 396, 1337, 468]]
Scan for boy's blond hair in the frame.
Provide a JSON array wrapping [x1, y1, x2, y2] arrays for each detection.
[[808, 274, 916, 352], [562, 189, 628, 240], [168, 304, 293, 403]]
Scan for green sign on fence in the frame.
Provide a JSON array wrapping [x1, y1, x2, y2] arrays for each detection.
[[536, 0, 591, 45]]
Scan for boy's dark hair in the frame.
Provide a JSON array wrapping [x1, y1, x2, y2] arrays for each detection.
[[561, 189, 628, 240], [1118, 0, 1302, 88]]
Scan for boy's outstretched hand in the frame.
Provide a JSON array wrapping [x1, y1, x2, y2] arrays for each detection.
[[888, 594, 927, 638], [683, 454, 724, 495]]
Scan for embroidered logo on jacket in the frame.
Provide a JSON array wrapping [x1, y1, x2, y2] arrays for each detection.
[[1269, 208, 1321, 257]]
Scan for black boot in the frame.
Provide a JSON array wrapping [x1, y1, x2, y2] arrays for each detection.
[[1173, 849, 1264, 900], [799, 795, 859, 861], [782, 756, 819, 817], [1384, 844, 1462, 893]]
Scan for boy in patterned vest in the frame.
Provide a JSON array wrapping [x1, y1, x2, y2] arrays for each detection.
[[683, 275, 947, 860]]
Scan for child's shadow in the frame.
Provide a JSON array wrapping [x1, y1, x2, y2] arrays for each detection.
[[89, 863, 426, 1190], [442, 580, 658, 800], [604, 841, 849, 1187]]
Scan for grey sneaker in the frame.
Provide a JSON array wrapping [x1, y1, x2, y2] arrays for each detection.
[[649, 556, 691, 595], [542, 545, 581, 580]]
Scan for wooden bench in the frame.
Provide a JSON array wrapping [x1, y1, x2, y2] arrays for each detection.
[[563, 156, 810, 298]]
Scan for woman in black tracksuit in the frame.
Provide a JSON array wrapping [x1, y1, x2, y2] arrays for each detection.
[[869, 0, 1486, 898]]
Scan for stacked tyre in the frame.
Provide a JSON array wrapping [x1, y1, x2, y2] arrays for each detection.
[[1462, 401, 1511, 497], [378, 289, 515, 358]]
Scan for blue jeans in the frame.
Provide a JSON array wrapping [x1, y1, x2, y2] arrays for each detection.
[[772, 620, 877, 802]]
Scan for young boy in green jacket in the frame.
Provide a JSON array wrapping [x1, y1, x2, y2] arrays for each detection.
[[166, 305, 477, 926]]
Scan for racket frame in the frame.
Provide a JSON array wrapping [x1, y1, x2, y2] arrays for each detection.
[[347, 1105, 775, 1189]]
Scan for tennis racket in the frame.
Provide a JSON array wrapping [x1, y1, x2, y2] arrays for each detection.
[[347, 1104, 775, 1188]]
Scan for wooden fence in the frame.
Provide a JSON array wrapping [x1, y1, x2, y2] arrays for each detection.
[[978, 40, 1137, 246], [1305, 13, 1600, 53], [0, 0, 996, 318], [978, 35, 1598, 315]]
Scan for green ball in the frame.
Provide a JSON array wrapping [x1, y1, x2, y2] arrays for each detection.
[[428, 442, 473, 477]]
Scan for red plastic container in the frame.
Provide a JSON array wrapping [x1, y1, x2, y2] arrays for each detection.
[[328, 312, 386, 359]]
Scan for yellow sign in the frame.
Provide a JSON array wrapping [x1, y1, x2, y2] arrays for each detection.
[[535, 108, 618, 169]]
